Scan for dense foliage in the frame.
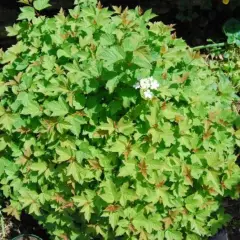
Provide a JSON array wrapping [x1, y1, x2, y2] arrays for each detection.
[[0, 0, 240, 239], [206, 18, 240, 93], [208, 46, 240, 94]]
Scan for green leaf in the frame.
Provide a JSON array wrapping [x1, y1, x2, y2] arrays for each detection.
[[30, 161, 47, 175], [0, 82, 7, 97], [133, 46, 152, 69], [205, 152, 222, 169], [157, 187, 172, 207], [146, 103, 159, 126], [18, 0, 30, 4], [148, 128, 161, 144], [130, 144, 145, 159], [185, 193, 203, 213], [21, 101, 42, 117], [132, 213, 148, 231], [67, 162, 85, 183], [118, 160, 137, 178], [98, 118, 115, 135], [3, 204, 20, 221], [64, 61, 89, 78], [0, 114, 18, 131], [100, 180, 119, 203], [235, 129, 240, 139], [80, 202, 94, 222], [165, 230, 183, 240], [109, 212, 120, 230], [66, 115, 86, 136], [160, 123, 175, 147], [33, 0, 51, 11], [0, 138, 7, 152], [142, 9, 157, 21], [122, 34, 142, 52], [57, 48, 71, 59], [117, 117, 135, 136], [56, 147, 72, 162], [76, 142, 92, 163], [72, 92, 86, 110], [120, 183, 137, 206], [190, 218, 207, 236], [44, 97, 69, 116], [18, 7, 35, 21], [56, 119, 71, 134], [186, 233, 201, 240], [74, 0, 97, 7], [69, 5, 81, 19], [98, 46, 126, 65], [100, 33, 115, 46], [5, 24, 20, 36], [205, 170, 222, 195], [42, 55, 56, 70], [106, 73, 125, 94], [0, 105, 5, 116]]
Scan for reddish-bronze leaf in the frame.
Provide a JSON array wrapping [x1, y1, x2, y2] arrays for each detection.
[[128, 223, 137, 233], [178, 72, 189, 83], [138, 6, 143, 15], [203, 129, 212, 140], [182, 164, 193, 186], [175, 115, 184, 123], [88, 159, 102, 170], [61, 202, 74, 209], [171, 32, 177, 39], [60, 234, 68, 240], [155, 180, 165, 189], [97, 1, 103, 9], [139, 230, 148, 240], [55, 65, 64, 75], [17, 127, 30, 134], [162, 217, 173, 229], [138, 160, 148, 178], [161, 102, 167, 110], [162, 72, 168, 80], [53, 194, 66, 204], [104, 205, 120, 212]]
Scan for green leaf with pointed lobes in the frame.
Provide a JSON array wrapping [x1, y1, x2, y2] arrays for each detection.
[[33, 0, 51, 11]]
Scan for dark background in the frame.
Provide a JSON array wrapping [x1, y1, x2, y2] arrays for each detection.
[[0, 0, 240, 49]]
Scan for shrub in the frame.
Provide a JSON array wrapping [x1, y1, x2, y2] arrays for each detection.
[[208, 46, 240, 95], [0, 0, 240, 239], [205, 18, 240, 94]]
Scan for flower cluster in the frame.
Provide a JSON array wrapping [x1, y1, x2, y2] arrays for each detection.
[[133, 77, 160, 99]]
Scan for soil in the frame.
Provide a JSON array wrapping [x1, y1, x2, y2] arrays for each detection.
[[224, 199, 240, 239], [1, 212, 50, 240]]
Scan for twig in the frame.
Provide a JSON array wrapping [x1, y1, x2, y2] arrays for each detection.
[[192, 42, 227, 51], [0, 210, 6, 239]]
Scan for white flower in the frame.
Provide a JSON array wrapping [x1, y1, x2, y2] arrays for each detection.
[[133, 82, 140, 89], [148, 76, 154, 82], [150, 79, 160, 90], [140, 78, 151, 89], [133, 76, 160, 100], [144, 89, 154, 99]]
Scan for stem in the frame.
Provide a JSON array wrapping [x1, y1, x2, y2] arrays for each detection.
[[0, 211, 6, 238], [192, 42, 227, 51]]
